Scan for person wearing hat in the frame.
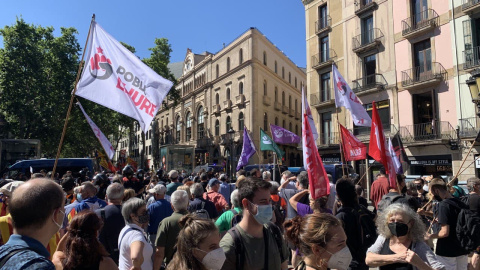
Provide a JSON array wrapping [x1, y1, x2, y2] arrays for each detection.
[[204, 178, 229, 214], [218, 174, 235, 207], [166, 170, 182, 196], [147, 184, 173, 244], [0, 181, 24, 217]]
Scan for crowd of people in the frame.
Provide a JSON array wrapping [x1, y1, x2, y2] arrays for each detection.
[[0, 165, 479, 270]]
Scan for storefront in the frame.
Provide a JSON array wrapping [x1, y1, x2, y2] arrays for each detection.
[[408, 155, 452, 176]]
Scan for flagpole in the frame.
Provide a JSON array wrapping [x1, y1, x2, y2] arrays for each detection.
[[336, 107, 346, 177], [450, 140, 476, 185], [52, 14, 95, 178], [458, 154, 480, 176]]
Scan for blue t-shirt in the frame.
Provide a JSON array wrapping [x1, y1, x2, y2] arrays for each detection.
[[147, 199, 173, 234], [0, 234, 54, 270]]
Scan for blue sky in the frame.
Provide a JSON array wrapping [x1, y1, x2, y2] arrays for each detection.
[[0, 0, 307, 68]]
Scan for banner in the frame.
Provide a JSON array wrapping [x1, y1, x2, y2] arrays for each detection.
[[368, 101, 388, 172], [391, 132, 408, 174], [302, 113, 330, 199], [236, 127, 257, 170], [302, 86, 318, 167], [77, 102, 115, 160], [260, 128, 284, 158], [339, 124, 367, 161], [388, 138, 402, 175], [333, 65, 371, 127], [270, 124, 301, 144], [75, 22, 174, 133]]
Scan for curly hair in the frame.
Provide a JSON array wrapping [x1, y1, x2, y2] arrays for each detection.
[[62, 210, 108, 270], [167, 214, 218, 270], [376, 203, 426, 242]]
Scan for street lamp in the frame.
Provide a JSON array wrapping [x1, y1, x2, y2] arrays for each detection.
[[467, 70, 480, 117], [227, 128, 235, 178]]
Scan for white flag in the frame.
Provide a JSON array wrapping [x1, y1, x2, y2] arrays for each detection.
[[302, 86, 318, 167], [332, 65, 371, 127], [388, 137, 402, 175], [75, 21, 174, 133], [77, 102, 115, 160]]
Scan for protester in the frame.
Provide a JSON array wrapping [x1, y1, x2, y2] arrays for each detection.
[[199, 173, 209, 192], [122, 165, 144, 198], [270, 181, 287, 228], [377, 175, 420, 215], [370, 171, 390, 212], [290, 190, 331, 216], [147, 184, 173, 244], [95, 183, 125, 265], [325, 174, 336, 211], [356, 184, 368, 208], [220, 177, 289, 270], [176, 185, 192, 200], [204, 178, 229, 214], [284, 213, 351, 270], [61, 176, 76, 205], [262, 171, 272, 181], [0, 178, 65, 269], [414, 178, 429, 205], [93, 173, 110, 200], [63, 186, 83, 230], [123, 188, 136, 202], [53, 210, 117, 270], [366, 203, 445, 270], [215, 189, 242, 234], [235, 175, 246, 186], [154, 190, 190, 270], [218, 174, 235, 206], [280, 171, 309, 220], [166, 170, 182, 196], [280, 170, 296, 190], [250, 168, 262, 179], [189, 183, 218, 219], [166, 214, 225, 270], [75, 182, 107, 213]]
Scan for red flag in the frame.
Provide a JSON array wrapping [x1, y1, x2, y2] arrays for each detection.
[[339, 124, 367, 161], [302, 113, 330, 199], [368, 101, 388, 170]]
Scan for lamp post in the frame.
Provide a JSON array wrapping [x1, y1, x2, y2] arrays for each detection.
[[227, 128, 235, 178], [467, 70, 480, 117]]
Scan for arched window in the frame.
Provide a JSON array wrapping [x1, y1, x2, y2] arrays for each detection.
[[275, 117, 278, 126], [295, 99, 298, 112], [227, 57, 230, 72], [238, 112, 244, 131], [239, 49, 243, 64], [289, 96, 291, 108], [197, 106, 204, 139], [216, 93, 220, 105], [186, 112, 192, 141], [275, 87, 278, 102], [216, 64, 219, 78], [274, 61, 277, 73], [282, 91, 285, 106], [264, 113, 268, 131], [226, 88, 231, 100], [263, 51, 267, 65], [239, 82, 244, 95], [295, 77, 297, 88], [283, 120, 286, 128], [282, 67, 285, 79], [215, 120, 220, 136], [264, 81, 267, 96], [289, 72, 291, 83], [176, 117, 181, 143], [226, 116, 232, 132]]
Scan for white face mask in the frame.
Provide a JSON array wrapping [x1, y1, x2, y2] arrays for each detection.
[[326, 246, 352, 270], [52, 209, 65, 232], [196, 247, 226, 270]]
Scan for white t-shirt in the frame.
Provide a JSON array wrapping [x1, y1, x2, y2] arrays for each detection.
[[118, 223, 153, 270]]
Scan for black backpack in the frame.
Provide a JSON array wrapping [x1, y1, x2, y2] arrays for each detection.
[[272, 198, 285, 230], [337, 205, 377, 249], [377, 194, 403, 216], [230, 208, 243, 228], [444, 199, 480, 252], [194, 202, 210, 219]]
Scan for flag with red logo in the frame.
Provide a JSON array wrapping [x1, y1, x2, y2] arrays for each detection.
[[301, 86, 319, 167], [339, 124, 366, 161], [75, 22, 173, 133], [302, 113, 330, 199]]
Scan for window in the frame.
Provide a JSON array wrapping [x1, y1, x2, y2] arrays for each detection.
[[216, 64, 219, 78], [216, 93, 220, 105], [283, 120, 286, 128], [264, 113, 268, 131], [321, 112, 332, 144], [197, 106, 204, 139], [282, 91, 285, 106], [263, 51, 267, 65], [320, 72, 331, 102], [275, 117, 278, 125], [239, 82, 244, 95], [289, 72, 291, 83], [186, 112, 192, 141], [282, 67, 285, 79], [295, 124, 298, 135], [226, 88, 231, 100], [227, 57, 230, 72], [413, 39, 432, 79], [320, 36, 329, 62], [239, 49, 243, 64], [354, 100, 390, 135], [289, 122, 292, 131], [264, 81, 267, 96], [275, 61, 278, 73], [275, 87, 278, 101], [295, 78, 297, 88], [295, 99, 298, 112], [176, 117, 181, 142], [411, 0, 428, 26], [289, 96, 291, 108], [319, 4, 328, 29], [215, 120, 220, 136], [226, 116, 232, 132], [362, 15, 374, 45], [363, 54, 376, 87], [238, 112, 244, 131]]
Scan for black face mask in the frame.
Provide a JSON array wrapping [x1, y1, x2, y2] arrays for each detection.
[[388, 222, 409, 237], [415, 184, 423, 190]]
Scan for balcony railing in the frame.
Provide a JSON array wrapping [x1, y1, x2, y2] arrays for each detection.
[[310, 92, 332, 107], [399, 121, 456, 142], [235, 94, 245, 106], [316, 16, 332, 34], [459, 117, 480, 137], [197, 137, 210, 149], [401, 9, 439, 38], [401, 62, 447, 88], [464, 46, 480, 70], [223, 99, 232, 110], [352, 28, 383, 53], [355, 0, 378, 16], [462, 0, 480, 13], [352, 73, 387, 93], [316, 132, 340, 146], [312, 49, 337, 70], [352, 125, 398, 142]]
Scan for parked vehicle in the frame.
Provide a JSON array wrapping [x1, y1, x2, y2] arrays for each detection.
[[6, 158, 94, 180], [323, 164, 358, 183], [244, 164, 288, 182], [193, 164, 224, 174]]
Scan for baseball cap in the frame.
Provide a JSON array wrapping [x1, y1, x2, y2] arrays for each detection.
[[168, 170, 179, 179], [0, 181, 24, 196], [148, 184, 167, 195], [208, 178, 220, 187]]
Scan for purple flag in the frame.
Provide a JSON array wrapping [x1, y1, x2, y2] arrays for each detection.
[[270, 124, 301, 144], [236, 127, 257, 171]]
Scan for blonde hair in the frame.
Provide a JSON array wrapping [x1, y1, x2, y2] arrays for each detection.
[[176, 185, 192, 198], [123, 188, 136, 202]]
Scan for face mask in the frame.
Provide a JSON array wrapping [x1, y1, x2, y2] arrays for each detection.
[[195, 247, 226, 270], [415, 184, 423, 190], [53, 210, 65, 232], [76, 193, 83, 202], [137, 212, 150, 224], [249, 201, 272, 225], [388, 222, 409, 237], [401, 186, 407, 194], [325, 246, 352, 270]]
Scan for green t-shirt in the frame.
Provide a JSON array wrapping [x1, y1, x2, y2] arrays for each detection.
[[155, 210, 187, 264], [220, 224, 289, 270], [166, 182, 182, 196], [215, 207, 242, 233]]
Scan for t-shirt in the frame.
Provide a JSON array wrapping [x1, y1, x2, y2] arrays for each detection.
[[436, 197, 470, 257], [95, 204, 125, 265], [279, 188, 309, 220], [219, 182, 236, 205], [155, 211, 188, 264], [297, 203, 332, 217], [336, 206, 368, 269], [370, 177, 390, 209], [118, 223, 153, 270], [220, 224, 289, 270], [147, 199, 173, 234], [469, 193, 480, 213], [0, 234, 55, 270], [166, 182, 182, 196], [204, 191, 229, 214], [188, 198, 218, 219], [215, 207, 243, 233]]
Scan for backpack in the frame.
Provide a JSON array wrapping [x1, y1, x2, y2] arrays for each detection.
[[194, 202, 210, 219], [337, 205, 377, 249], [228, 222, 285, 270], [230, 208, 243, 228], [377, 194, 403, 216], [272, 198, 286, 230], [443, 199, 480, 252]]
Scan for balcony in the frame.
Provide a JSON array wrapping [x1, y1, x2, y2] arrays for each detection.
[[352, 74, 387, 94], [223, 99, 232, 110], [464, 46, 480, 70], [399, 121, 457, 143], [310, 92, 334, 108], [355, 0, 378, 16], [274, 101, 282, 111], [212, 104, 221, 115], [352, 28, 383, 54], [401, 62, 447, 90], [197, 137, 210, 149], [289, 108, 295, 117], [462, 0, 480, 14], [263, 95, 271, 106], [282, 105, 289, 114], [220, 131, 243, 144], [312, 49, 337, 70], [401, 9, 439, 39], [316, 16, 332, 35], [236, 94, 245, 106], [352, 125, 398, 142], [316, 132, 340, 147], [459, 117, 480, 138], [295, 111, 301, 120]]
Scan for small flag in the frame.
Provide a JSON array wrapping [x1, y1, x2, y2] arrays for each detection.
[[236, 127, 257, 171], [368, 101, 388, 171], [391, 132, 409, 173], [260, 128, 284, 158], [270, 124, 301, 144], [339, 124, 367, 161], [388, 138, 402, 175]]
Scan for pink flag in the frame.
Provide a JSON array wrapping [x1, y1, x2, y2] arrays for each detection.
[[302, 86, 319, 167]]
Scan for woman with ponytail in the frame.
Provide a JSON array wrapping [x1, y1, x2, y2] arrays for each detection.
[[52, 210, 117, 270], [284, 213, 351, 270], [167, 214, 225, 270]]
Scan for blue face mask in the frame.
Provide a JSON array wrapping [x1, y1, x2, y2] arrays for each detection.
[[249, 201, 273, 225], [76, 193, 82, 202]]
